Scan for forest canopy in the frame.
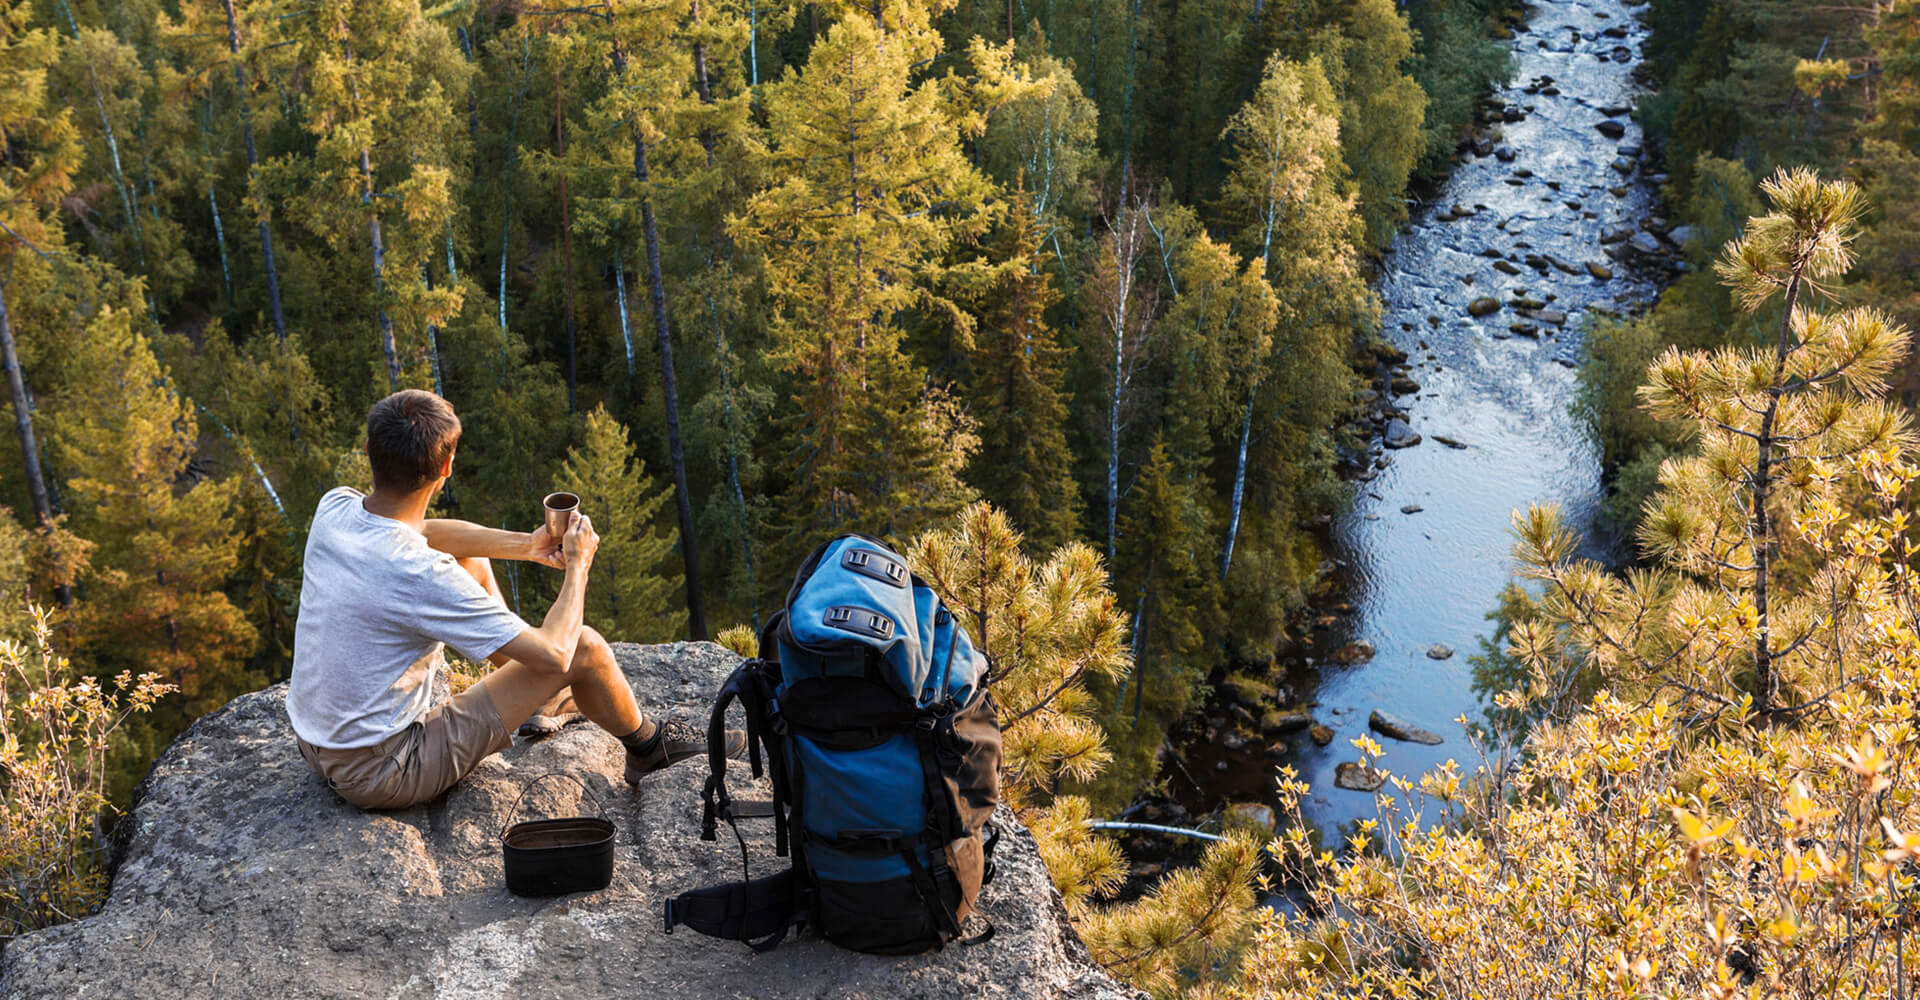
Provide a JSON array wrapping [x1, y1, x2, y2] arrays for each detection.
[[0, 0, 1515, 799]]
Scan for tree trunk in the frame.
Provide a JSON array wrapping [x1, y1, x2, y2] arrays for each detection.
[[555, 86, 579, 414], [614, 247, 636, 383], [692, 0, 717, 163], [208, 186, 232, 304], [58, 3, 143, 255], [0, 281, 70, 606], [360, 146, 400, 392], [422, 262, 444, 395], [498, 37, 534, 336], [1751, 271, 1803, 718], [222, 0, 286, 343], [634, 135, 709, 641], [1220, 391, 1254, 579], [705, 270, 759, 627], [748, 0, 760, 89], [1129, 574, 1151, 722], [1107, 335, 1122, 562]]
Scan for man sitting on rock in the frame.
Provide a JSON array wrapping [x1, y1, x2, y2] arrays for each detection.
[[287, 389, 738, 810]]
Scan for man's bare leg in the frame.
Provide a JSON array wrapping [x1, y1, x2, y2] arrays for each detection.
[[476, 626, 641, 738], [455, 559, 734, 781], [459, 555, 576, 719]]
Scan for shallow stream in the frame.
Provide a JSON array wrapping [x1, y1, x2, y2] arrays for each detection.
[[1285, 0, 1671, 839]]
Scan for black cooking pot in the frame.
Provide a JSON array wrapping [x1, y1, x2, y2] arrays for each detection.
[[501, 773, 616, 897]]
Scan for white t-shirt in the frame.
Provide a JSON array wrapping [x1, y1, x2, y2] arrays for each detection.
[[287, 487, 529, 749]]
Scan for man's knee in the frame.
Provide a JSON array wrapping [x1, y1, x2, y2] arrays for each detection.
[[575, 626, 615, 670]]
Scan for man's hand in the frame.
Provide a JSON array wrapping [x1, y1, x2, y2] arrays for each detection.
[[526, 523, 568, 569], [563, 513, 600, 570]]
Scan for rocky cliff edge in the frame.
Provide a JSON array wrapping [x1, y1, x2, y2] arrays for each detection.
[[0, 642, 1139, 1000]]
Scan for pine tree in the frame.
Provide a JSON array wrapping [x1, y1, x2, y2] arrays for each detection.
[[555, 406, 684, 642], [1516, 169, 1911, 720], [218, 0, 287, 342], [963, 190, 1082, 552], [1, 0, 81, 604], [907, 502, 1130, 809], [47, 292, 258, 711], [272, 0, 467, 398], [1858, 2, 1920, 336], [1107, 438, 1219, 790], [909, 503, 1260, 998], [553, 0, 714, 638], [735, 8, 988, 556]]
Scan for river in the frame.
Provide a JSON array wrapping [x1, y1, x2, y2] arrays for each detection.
[[1283, 0, 1672, 839]]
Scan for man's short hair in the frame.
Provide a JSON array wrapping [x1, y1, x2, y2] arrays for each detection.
[[366, 390, 461, 493]]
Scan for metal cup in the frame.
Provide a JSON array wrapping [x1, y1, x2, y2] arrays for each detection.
[[542, 492, 580, 539]]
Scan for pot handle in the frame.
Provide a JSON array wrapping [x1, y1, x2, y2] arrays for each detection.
[[500, 772, 609, 840]]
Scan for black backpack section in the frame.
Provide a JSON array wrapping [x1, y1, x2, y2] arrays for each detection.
[[662, 534, 1003, 954]]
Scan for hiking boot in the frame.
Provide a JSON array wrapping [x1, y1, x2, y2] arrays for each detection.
[[624, 717, 745, 787], [516, 712, 588, 740]]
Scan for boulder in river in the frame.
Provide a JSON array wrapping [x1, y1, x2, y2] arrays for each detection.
[[1427, 644, 1455, 660], [1264, 709, 1314, 735], [1228, 803, 1276, 833], [1368, 710, 1445, 746], [1467, 297, 1502, 317], [1628, 231, 1664, 256], [1334, 762, 1387, 793], [1431, 435, 1468, 449], [1309, 725, 1335, 746], [1400, 504, 1423, 514], [1585, 261, 1613, 280], [1331, 640, 1377, 665], [1383, 419, 1421, 449], [1493, 259, 1522, 275], [1595, 119, 1626, 139], [0, 642, 1138, 1000], [1668, 225, 1696, 247]]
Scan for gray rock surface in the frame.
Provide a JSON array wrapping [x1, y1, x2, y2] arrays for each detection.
[[1, 642, 1138, 1000], [1333, 762, 1386, 793], [1367, 710, 1446, 746], [1383, 419, 1422, 449]]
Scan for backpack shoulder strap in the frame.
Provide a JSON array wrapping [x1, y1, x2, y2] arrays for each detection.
[[700, 658, 792, 858], [663, 867, 802, 952]]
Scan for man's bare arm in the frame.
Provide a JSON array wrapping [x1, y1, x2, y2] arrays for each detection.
[[487, 514, 598, 675], [422, 518, 563, 567]]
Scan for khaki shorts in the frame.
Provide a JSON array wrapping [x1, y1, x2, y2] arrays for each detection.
[[297, 682, 512, 810]]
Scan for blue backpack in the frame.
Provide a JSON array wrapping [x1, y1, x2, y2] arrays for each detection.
[[663, 534, 1003, 953]]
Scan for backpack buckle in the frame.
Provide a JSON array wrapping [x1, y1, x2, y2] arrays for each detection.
[[842, 547, 910, 588], [824, 605, 894, 640]]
